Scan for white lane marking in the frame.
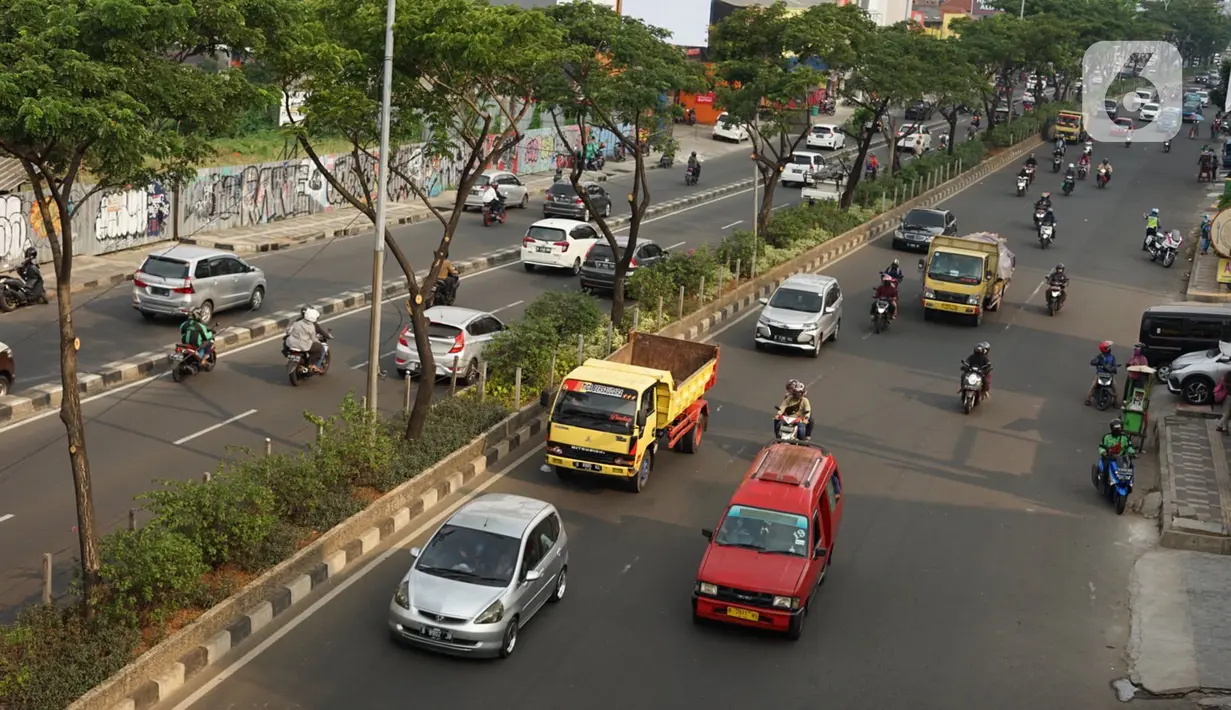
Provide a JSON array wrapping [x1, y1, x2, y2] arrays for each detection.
[[721, 220, 743, 229], [173, 409, 258, 446], [349, 350, 397, 370], [491, 300, 524, 314], [772, 204, 790, 211], [169, 442, 546, 710], [665, 241, 687, 250], [1003, 280, 1047, 332], [0, 514, 13, 523]]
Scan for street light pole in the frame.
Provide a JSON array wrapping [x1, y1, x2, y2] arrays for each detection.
[[366, 0, 396, 413], [1019, 0, 1025, 18]]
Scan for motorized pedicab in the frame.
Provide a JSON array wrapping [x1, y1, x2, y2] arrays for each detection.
[[1122, 365, 1155, 451], [1199, 152, 1217, 182]]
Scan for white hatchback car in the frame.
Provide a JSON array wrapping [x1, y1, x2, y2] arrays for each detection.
[[895, 124, 932, 154], [463, 171, 530, 211], [780, 151, 831, 187], [520, 218, 602, 275], [712, 112, 749, 142], [394, 306, 506, 382], [1139, 102, 1160, 121], [805, 124, 845, 150]]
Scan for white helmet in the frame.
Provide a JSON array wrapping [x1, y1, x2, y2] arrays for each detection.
[[303, 307, 320, 324]]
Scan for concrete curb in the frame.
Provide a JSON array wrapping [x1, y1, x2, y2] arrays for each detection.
[[64, 131, 1045, 710], [0, 179, 754, 426], [1183, 223, 1231, 303], [1158, 413, 1231, 555]]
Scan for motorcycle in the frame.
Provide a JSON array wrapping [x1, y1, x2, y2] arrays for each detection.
[[586, 154, 605, 171], [1045, 283, 1065, 316], [1016, 174, 1029, 196], [1125, 133, 1133, 148], [482, 199, 507, 227], [959, 362, 988, 415], [432, 276, 458, 307], [170, 341, 217, 383], [1091, 367, 1118, 410], [284, 331, 332, 387], [775, 414, 808, 442], [1145, 229, 1182, 268], [1096, 168, 1108, 188], [1076, 163, 1089, 180], [1061, 177, 1075, 196], [1038, 222, 1055, 249], [1024, 165, 1035, 184], [0, 262, 48, 312], [1033, 207, 1047, 229], [1051, 154, 1063, 173], [871, 297, 892, 334], [1163, 139, 1171, 153], [611, 143, 627, 162], [1091, 450, 1134, 515], [684, 164, 699, 186], [658, 153, 674, 169]]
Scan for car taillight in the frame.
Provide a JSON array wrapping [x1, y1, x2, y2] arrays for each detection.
[[172, 281, 194, 294], [133, 276, 148, 288], [522, 237, 535, 247], [554, 241, 569, 252], [629, 258, 639, 268], [448, 332, 465, 354], [574, 197, 584, 204], [398, 329, 409, 347], [585, 246, 595, 259]]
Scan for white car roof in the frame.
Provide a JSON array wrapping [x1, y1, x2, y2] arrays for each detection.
[[811, 124, 838, 131], [422, 305, 495, 327], [529, 217, 589, 230]]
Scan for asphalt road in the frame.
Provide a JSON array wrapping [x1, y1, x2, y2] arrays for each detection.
[[0, 112, 948, 392], [143, 134, 1214, 710]]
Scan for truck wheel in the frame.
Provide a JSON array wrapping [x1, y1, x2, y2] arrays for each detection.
[[628, 456, 650, 493], [680, 414, 706, 454]]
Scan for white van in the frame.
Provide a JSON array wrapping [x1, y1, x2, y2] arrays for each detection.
[[780, 151, 830, 188], [1134, 88, 1157, 105]]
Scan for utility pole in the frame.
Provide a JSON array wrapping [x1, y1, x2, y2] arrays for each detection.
[[366, 0, 396, 412]]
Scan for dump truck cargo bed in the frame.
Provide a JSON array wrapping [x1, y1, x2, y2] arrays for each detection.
[[591, 332, 719, 427]]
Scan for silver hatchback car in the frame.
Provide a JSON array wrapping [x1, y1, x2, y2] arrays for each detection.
[[393, 306, 506, 381], [389, 493, 568, 658], [754, 273, 843, 357], [132, 246, 266, 322]]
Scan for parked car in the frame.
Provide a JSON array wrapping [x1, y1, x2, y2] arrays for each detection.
[[895, 123, 932, 154], [520, 218, 602, 275], [463, 171, 530, 211], [1195, 90, 1210, 107], [692, 441, 844, 639], [0, 340, 12, 397], [804, 124, 845, 150], [712, 112, 750, 142], [579, 237, 668, 294], [754, 273, 842, 357], [780, 151, 835, 188], [904, 100, 933, 121], [892, 207, 957, 251], [1164, 346, 1231, 405], [1139, 102, 1160, 122], [394, 306, 506, 382], [132, 246, 266, 323], [542, 181, 612, 222], [1138, 302, 1231, 381], [389, 493, 568, 658]]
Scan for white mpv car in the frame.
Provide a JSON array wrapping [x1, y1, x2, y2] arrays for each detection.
[[711, 112, 749, 142], [520, 219, 602, 276], [805, 124, 845, 150]]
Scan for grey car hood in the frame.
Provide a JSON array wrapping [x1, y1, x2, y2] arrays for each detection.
[[407, 568, 504, 618], [760, 305, 824, 328], [900, 223, 944, 236], [1171, 350, 1220, 369]]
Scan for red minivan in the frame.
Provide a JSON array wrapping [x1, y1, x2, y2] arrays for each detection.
[[692, 441, 844, 639]]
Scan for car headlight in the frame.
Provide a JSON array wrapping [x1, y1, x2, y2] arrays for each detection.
[[697, 582, 718, 596], [474, 600, 504, 624], [772, 596, 800, 610], [923, 288, 935, 299], [393, 580, 410, 610], [1168, 363, 1187, 374], [966, 295, 980, 305]]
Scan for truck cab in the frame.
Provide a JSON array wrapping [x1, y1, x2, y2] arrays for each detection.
[[693, 442, 843, 640], [1054, 111, 1085, 142], [918, 233, 1015, 327]]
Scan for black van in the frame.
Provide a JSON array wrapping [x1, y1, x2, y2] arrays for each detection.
[[1139, 302, 1231, 378]]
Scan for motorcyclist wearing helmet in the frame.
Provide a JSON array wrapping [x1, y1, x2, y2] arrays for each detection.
[[1063, 162, 1077, 183], [16, 246, 45, 300], [873, 273, 899, 321], [774, 379, 813, 441], [284, 307, 330, 372], [1024, 153, 1038, 170], [1053, 137, 1065, 156], [1086, 340, 1119, 407], [1124, 342, 1150, 405], [436, 257, 460, 304], [1097, 158, 1112, 184], [1098, 419, 1136, 485], [687, 151, 701, 181], [962, 342, 992, 398], [179, 308, 215, 363], [1034, 192, 1052, 211], [884, 258, 904, 283], [1045, 263, 1069, 287], [1143, 208, 1161, 250]]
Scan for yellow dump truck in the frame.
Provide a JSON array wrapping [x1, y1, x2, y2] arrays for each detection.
[[1054, 110, 1085, 142], [918, 232, 1015, 327], [539, 332, 720, 493]]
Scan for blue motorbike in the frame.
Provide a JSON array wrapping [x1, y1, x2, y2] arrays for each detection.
[[1091, 451, 1134, 515]]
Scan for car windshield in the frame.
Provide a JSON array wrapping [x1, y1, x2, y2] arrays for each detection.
[[898, 125, 921, 134], [526, 225, 566, 242], [141, 256, 190, 280], [927, 252, 984, 285], [1104, 100, 1117, 109], [550, 379, 637, 434], [904, 209, 945, 228], [714, 505, 809, 557], [1057, 115, 1080, 127], [415, 524, 520, 587], [1116, 119, 1133, 127], [767, 287, 824, 313]]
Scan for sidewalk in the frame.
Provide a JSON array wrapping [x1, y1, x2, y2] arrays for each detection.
[[1186, 184, 1231, 302], [1159, 411, 1231, 554], [35, 123, 754, 301]]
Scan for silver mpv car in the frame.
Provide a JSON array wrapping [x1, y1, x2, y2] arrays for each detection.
[[389, 493, 568, 658], [132, 245, 266, 322]]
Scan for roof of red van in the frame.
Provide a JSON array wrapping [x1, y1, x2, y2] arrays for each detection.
[[729, 443, 831, 514]]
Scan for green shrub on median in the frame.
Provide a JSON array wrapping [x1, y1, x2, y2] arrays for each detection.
[[0, 392, 508, 710]]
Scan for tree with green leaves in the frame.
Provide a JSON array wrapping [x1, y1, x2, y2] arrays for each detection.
[[536, 1, 702, 325], [0, 0, 275, 613], [262, 0, 564, 435], [929, 40, 987, 155], [709, 1, 868, 232], [1140, 0, 1231, 65], [951, 14, 1033, 124], [838, 25, 933, 208]]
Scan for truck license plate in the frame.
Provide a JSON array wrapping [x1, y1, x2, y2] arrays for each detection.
[[572, 462, 602, 471], [934, 302, 964, 312]]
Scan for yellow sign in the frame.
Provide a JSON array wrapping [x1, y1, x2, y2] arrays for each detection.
[[726, 607, 759, 622], [1218, 258, 1231, 284], [927, 300, 974, 314]]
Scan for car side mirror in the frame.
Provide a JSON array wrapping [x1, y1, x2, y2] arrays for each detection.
[[524, 570, 543, 583], [985, 271, 994, 281], [917, 259, 925, 270], [539, 390, 551, 407], [758, 297, 769, 305], [701, 528, 714, 540], [813, 546, 828, 560], [636, 411, 648, 428], [824, 305, 837, 314], [409, 547, 421, 558]]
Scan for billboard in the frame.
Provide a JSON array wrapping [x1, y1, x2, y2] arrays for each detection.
[[970, 0, 1002, 16], [621, 0, 712, 48]]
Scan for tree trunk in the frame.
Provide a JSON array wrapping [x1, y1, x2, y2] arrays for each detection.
[[947, 113, 958, 155], [54, 216, 101, 614], [756, 164, 777, 236], [404, 296, 436, 434], [839, 134, 875, 209]]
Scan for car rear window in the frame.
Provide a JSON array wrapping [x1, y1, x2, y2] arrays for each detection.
[[812, 126, 832, 134], [474, 174, 492, 187], [526, 225, 566, 242], [789, 154, 813, 165], [140, 255, 189, 280], [587, 244, 627, 261], [547, 183, 579, 197], [408, 322, 463, 340]]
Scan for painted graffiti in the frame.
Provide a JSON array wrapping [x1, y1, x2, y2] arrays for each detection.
[[0, 195, 25, 268]]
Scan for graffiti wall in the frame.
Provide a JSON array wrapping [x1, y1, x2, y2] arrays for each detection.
[[2, 124, 623, 261]]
